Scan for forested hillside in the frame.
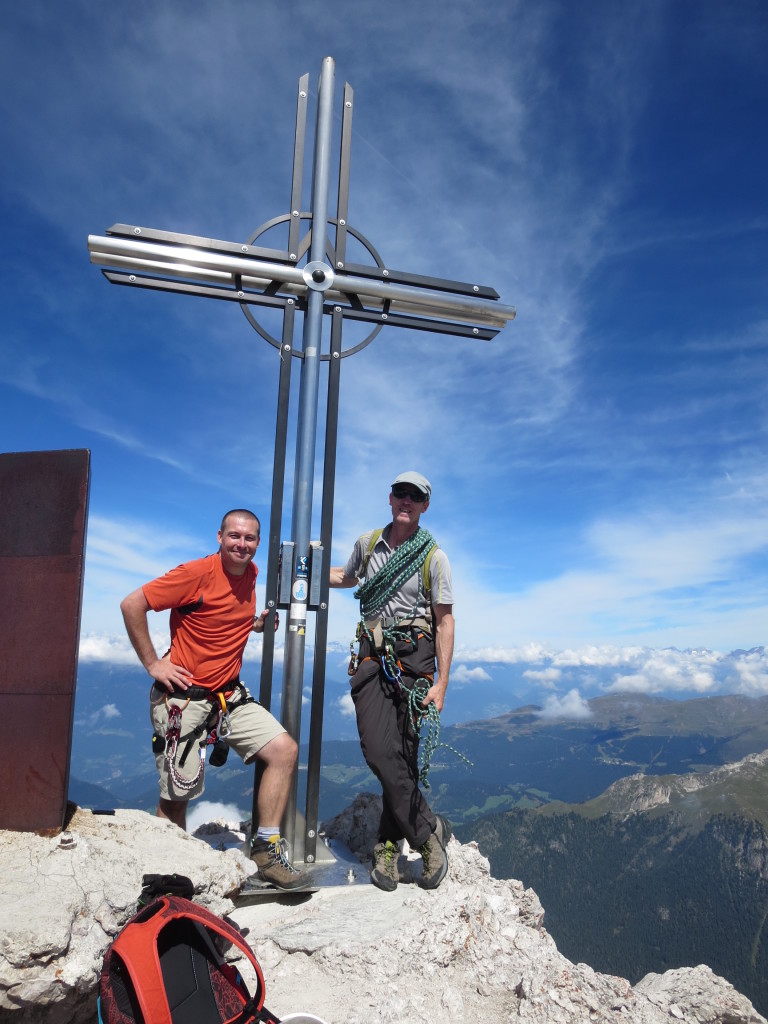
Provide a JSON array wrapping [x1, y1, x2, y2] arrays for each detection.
[[458, 764, 768, 1017]]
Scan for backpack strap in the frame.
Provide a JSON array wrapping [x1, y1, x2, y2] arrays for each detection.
[[361, 528, 384, 577], [421, 542, 437, 596]]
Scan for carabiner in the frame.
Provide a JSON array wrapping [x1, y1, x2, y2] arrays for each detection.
[[217, 692, 232, 739]]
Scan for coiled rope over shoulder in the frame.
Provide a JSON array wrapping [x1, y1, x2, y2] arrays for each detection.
[[354, 526, 435, 618]]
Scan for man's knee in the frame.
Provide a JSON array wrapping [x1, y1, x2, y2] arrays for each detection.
[[257, 731, 297, 769]]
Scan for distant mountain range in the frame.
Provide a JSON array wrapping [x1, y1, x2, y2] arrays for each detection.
[[71, 685, 768, 825]]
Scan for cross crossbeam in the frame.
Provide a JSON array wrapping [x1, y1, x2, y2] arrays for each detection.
[[88, 226, 514, 334]]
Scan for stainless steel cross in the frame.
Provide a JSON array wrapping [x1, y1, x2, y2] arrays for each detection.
[[88, 57, 515, 865]]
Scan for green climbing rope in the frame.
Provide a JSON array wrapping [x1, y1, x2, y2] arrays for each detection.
[[358, 618, 473, 788], [354, 527, 435, 618]]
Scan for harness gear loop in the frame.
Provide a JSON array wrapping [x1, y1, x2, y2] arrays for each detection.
[[163, 699, 205, 791], [355, 620, 474, 787], [162, 684, 256, 790]]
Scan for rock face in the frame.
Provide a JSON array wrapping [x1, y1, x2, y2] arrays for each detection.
[[1, 795, 766, 1024], [596, 750, 768, 817], [0, 806, 254, 1023]]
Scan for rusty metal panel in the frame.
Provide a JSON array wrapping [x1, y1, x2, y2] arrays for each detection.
[[0, 450, 90, 832]]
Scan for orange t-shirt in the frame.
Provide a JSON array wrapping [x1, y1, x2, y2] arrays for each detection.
[[142, 553, 256, 691]]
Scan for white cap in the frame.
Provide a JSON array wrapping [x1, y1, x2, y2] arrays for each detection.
[[391, 471, 431, 498]]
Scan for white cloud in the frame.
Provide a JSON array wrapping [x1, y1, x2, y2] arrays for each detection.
[[523, 667, 562, 687], [451, 665, 492, 684], [77, 703, 129, 732], [337, 692, 355, 718], [726, 651, 768, 695], [536, 689, 593, 721], [604, 649, 720, 695], [447, 465, 768, 653], [79, 634, 141, 663], [79, 631, 173, 664], [187, 801, 246, 834], [455, 643, 554, 665]]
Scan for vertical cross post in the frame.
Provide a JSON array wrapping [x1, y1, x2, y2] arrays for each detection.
[[279, 58, 336, 853]]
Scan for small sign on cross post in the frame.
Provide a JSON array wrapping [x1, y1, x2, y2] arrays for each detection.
[[88, 56, 515, 866]]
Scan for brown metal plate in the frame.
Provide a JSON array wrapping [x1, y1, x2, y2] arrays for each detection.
[[0, 450, 90, 831]]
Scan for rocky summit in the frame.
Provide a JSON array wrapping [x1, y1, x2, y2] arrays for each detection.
[[1, 794, 765, 1024]]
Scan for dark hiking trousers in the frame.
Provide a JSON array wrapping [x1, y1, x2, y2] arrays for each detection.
[[350, 630, 437, 849]]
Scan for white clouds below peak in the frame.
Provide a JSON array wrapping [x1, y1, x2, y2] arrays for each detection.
[[536, 689, 593, 722]]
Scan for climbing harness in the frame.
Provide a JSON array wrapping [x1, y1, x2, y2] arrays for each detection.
[[357, 619, 472, 788], [163, 699, 204, 791], [160, 684, 252, 791]]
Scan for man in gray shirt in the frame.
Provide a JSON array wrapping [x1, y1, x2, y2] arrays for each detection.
[[330, 471, 454, 891]]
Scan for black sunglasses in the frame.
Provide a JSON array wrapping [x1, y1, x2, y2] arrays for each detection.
[[392, 485, 427, 502]]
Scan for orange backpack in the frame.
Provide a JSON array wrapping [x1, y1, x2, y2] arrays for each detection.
[[98, 894, 272, 1024]]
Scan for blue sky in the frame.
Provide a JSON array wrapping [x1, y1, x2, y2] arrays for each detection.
[[4, 1, 768, 713]]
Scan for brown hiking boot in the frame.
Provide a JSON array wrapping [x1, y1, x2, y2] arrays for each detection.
[[418, 830, 448, 890], [370, 840, 399, 892], [250, 835, 310, 890]]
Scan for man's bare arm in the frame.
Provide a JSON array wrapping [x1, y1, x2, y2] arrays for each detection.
[[422, 603, 454, 713], [120, 588, 193, 692], [328, 566, 358, 588]]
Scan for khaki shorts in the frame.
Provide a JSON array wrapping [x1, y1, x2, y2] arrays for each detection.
[[149, 684, 286, 802]]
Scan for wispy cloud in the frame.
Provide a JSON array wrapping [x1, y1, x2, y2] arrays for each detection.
[[452, 666, 492, 685], [4, 1, 766, 688]]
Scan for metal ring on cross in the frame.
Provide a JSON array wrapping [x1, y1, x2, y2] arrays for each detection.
[[239, 214, 391, 359]]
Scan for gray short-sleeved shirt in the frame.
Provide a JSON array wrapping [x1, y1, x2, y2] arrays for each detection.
[[343, 524, 454, 621]]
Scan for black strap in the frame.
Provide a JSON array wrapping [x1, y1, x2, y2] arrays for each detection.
[[233, 999, 281, 1024], [138, 873, 195, 906], [178, 703, 220, 766], [169, 678, 240, 701]]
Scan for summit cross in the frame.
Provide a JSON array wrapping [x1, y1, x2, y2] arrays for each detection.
[[88, 56, 515, 865]]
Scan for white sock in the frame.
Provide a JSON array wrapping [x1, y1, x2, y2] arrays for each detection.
[[256, 827, 280, 842]]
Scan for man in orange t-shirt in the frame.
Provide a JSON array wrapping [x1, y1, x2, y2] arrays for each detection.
[[120, 509, 308, 889]]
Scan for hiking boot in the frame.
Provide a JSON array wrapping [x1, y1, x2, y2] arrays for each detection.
[[419, 830, 448, 890], [250, 835, 310, 890], [434, 813, 453, 848], [370, 840, 399, 892]]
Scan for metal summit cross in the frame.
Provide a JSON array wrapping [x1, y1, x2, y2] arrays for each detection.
[[88, 57, 515, 865]]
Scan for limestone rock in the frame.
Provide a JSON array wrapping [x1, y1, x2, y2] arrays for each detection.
[[0, 806, 255, 1023], [0, 795, 765, 1024]]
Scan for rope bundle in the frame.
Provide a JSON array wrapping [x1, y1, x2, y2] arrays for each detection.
[[354, 526, 434, 618]]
